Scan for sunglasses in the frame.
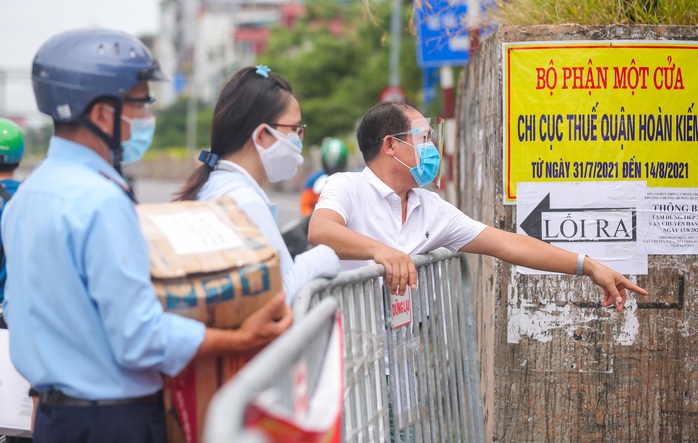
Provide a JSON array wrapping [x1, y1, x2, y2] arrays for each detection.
[[269, 123, 307, 140]]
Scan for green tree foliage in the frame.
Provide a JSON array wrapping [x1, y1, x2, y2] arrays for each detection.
[[151, 96, 213, 150], [258, 0, 422, 149], [23, 124, 53, 156]]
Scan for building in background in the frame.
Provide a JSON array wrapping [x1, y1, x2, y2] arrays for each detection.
[[0, 0, 307, 133], [153, 0, 306, 108]]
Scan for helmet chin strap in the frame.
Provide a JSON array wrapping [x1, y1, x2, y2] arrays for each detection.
[[78, 100, 125, 175]]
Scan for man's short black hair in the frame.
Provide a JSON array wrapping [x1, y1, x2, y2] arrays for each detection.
[[356, 101, 416, 164]]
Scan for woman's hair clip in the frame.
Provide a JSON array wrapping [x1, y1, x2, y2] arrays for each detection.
[[198, 149, 219, 169], [255, 65, 271, 78]]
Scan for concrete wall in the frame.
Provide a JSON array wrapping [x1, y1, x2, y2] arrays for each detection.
[[458, 25, 698, 442]]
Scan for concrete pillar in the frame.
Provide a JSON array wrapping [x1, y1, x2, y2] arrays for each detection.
[[457, 24, 698, 442]]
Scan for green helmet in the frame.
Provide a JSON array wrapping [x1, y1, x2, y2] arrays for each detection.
[[320, 138, 348, 174], [0, 118, 24, 165]]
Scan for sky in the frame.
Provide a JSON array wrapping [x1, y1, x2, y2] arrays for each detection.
[[1, 0, 160, 122]]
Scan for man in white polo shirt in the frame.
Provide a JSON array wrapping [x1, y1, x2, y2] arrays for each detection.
[[309, 101, 649, 441], [308, 101, 647, 309]]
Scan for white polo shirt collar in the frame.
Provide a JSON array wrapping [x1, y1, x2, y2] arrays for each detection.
[[362, 166, 421, 224]]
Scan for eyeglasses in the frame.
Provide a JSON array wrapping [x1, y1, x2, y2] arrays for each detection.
[[374, 126, 434, 145], [269, 123, 306, 140], [124, 95, 156, 117], [392, 126, 434, 143], [125, 95, 156, 104]]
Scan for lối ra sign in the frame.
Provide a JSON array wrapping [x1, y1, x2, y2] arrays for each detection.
[[519, 193, 636, 243]]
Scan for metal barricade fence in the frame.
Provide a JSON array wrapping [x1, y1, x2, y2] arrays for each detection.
[[203, 297, 342, 443], [294, 248, 484, 443]]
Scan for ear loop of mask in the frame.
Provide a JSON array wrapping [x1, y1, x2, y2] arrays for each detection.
[[391, 136, 420, 168]]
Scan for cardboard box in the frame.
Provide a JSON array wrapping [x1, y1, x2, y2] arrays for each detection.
[[163, 357, 220, 443], [137, 196, 281, 329], [0, 329, 33, 438], [163, 354, 253, 443], [137, 196, 282, 443]]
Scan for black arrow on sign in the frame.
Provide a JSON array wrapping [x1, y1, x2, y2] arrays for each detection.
[[519, 193, 552, 240]]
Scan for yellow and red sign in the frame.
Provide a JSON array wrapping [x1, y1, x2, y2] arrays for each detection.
[[502, 41, 698, 204]]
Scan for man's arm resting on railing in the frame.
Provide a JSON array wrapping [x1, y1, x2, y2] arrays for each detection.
[[460, 226, 648, 311], [308, 208, 416, 294]]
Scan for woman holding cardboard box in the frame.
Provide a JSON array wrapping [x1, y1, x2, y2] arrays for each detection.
[[177, 66, 339, 306]]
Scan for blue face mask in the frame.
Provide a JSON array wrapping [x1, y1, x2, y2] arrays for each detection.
[[394, 139, 441, 187], [104, 106, 156, 165], [121, 115, 156, 164]]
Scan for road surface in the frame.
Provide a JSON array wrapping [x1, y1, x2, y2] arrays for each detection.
[[132, 177, 302, 228]]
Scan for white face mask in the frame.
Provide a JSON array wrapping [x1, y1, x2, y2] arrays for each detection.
[[253, 124, 304, 183]]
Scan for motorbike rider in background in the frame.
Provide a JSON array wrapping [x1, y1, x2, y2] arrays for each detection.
[[299, 137, 349, 216]]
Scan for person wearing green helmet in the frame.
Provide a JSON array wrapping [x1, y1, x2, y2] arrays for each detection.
[[282, 138, 349, 259], [320, 137, 349, 175], [299, 137, 349, 216], [0, 118, 24, 327]]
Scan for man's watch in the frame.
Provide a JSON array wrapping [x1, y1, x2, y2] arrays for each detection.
[[576, 254, 587, 276]]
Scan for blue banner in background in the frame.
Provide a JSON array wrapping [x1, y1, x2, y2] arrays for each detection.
[[415, 0, 471, 68], [415, 0, 498, 68]]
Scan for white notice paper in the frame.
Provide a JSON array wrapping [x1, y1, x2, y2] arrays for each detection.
[[148, 212, 243, 255], [0, 329, 33, 436], [637, 187, 698, 254], [391, 287, 413, 329]]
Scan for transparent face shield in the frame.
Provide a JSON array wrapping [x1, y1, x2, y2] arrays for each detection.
[[398, 117, 445, 187]]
